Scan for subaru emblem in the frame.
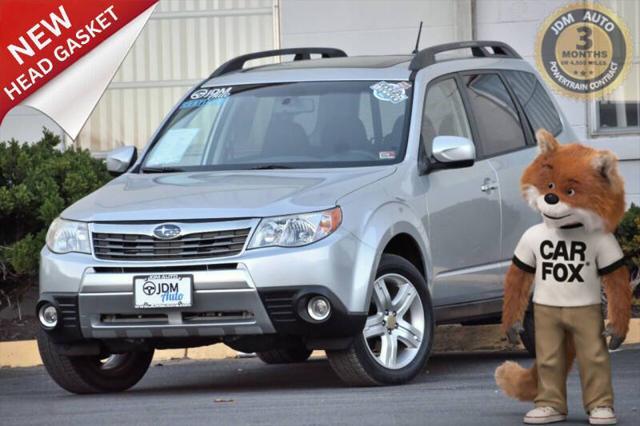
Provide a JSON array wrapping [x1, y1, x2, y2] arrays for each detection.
[[153, 224, 181, 240]]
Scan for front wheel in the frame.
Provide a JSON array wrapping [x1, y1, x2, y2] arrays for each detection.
[[37, 330, 154, 394], [327, 254, 434, 386]]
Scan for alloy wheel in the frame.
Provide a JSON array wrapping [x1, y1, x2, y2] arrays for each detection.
[[363, 273, 425, 369]]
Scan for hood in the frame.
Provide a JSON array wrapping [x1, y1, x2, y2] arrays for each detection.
[[62, 167, 396, 222]]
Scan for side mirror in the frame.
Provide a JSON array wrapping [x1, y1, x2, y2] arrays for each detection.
[[431, 136, 475, 169], [106, 146, 137, 176]]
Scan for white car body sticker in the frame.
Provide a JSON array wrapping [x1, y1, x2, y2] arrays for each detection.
[[180, 87, 233, 108], [190, 87, 232, 100], [370, 81, 410, 104]]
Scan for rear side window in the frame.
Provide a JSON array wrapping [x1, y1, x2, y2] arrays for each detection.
[[422, 78, 472, 152], [504, 71, 563, 136], [461, 74, 527, 157]]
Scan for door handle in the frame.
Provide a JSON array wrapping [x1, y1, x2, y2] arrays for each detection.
[[481, 178, 499, 193]]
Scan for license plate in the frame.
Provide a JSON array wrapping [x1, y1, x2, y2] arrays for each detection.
[[134, 274, 192, 309]]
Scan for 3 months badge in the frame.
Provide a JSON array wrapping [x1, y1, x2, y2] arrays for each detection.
[[535, 2, 633, 99]]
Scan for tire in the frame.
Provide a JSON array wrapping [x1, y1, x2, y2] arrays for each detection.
[[256, 346, 312, 364], [37, 330, 154, 394], [327, 254, 434, 386], [520, 309, 536, 357]]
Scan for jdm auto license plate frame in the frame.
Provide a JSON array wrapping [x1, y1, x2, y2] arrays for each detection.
[[133, 274, 193, 309]]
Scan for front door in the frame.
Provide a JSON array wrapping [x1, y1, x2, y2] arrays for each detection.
[[421, 77, 503, 306]]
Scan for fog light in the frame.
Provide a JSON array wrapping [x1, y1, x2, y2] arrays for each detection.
[[38, 304, 58, 329], [307, 296, 331, 321]]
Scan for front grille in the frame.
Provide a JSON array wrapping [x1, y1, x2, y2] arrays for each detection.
[[92, 228, 250, 261], [99, 311, 254, 325], [101, 313, 168, 324], [182, 311, 254, 323]]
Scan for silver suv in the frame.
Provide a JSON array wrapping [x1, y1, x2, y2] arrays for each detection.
[[37, 41, 574, 393]]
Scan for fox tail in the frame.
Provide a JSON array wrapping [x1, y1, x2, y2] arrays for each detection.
[[494, 362, 538, 401], [495, 338, 575, 401]]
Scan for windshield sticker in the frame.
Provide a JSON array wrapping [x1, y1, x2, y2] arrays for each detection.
[[370, 81, 411, 104], [378, 151, 396, 160], [179, 98, 226, 109], [145, 128, 200, 166], [179, 87, 232, 109], [191, 87, 232, 99]]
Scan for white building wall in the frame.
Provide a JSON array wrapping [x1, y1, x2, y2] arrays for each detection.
[[2, 0, 635, 166], [475, 0, 639, 204], [76, 0, 276, 153], [279, 0, 472, 55], [475, 0, 639, 151]]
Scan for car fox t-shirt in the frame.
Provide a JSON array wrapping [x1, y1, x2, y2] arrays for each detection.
[[512, 223, 625, 307]]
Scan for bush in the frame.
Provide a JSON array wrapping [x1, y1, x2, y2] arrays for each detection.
[[615, 203, 640, 305], [0, 130, 111, 292], [616, 203, 640, 270]]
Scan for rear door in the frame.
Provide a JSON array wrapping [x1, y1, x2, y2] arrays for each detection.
[[423, 76, 502, 306], [492, 70, 565, 261]]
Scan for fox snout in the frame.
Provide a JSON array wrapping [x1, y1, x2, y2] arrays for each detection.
[[543, 193, 559, 205]]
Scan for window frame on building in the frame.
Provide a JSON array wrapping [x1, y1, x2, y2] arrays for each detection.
[[589, 58, 640, 137]]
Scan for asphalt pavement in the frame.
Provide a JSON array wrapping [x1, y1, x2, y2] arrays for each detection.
[[1, 346, 638, 426]]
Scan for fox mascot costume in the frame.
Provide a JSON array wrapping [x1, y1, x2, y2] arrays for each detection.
[[495, 129, 632, 425]]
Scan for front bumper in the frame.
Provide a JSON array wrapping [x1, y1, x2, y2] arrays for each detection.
[[39, 227, 374, 342]]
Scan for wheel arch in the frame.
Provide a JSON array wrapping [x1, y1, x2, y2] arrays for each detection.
[[352, 209, 432, 314], [382, 233, 426, 279]]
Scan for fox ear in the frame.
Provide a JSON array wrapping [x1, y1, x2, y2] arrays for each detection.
[[592, 150, 618, 182], [536, 129, 559, 154]]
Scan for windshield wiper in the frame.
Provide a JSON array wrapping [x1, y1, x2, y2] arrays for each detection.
[[141, 166, 185, 173], [247, 164, 293, 170]]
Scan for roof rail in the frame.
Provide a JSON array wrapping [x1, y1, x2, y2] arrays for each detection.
[[409, 40, 521, 72], [209, 47, 347, 78]]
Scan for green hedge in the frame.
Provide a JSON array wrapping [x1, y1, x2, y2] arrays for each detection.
[[0, 130, 111, 291], [616, 203, 640, 271]]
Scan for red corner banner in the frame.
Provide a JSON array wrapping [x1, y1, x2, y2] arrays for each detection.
[[0, 0, 158, 125]]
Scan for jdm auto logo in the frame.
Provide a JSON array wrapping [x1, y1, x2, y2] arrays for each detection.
[[142, 281, 156, 296], [153, 224, 181, 240]]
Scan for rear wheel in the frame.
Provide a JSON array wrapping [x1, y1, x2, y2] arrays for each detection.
[[327, 254, 434, 386], [37, 330, 154, 394], [256, 346, 312, 364]]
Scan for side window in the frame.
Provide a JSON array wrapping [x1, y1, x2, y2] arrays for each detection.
[[422, 79, 472, 152], [504, 71, 563, 136], [461, 73, 527, 157]]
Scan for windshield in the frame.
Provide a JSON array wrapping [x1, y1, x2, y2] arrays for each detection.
[[141, 81, 412, 172]]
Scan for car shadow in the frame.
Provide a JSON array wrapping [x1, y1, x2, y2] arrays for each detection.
[[106, 350, 532, 397]]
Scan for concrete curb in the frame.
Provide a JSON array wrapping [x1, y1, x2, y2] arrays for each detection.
[[2, 319, 639, 368], [0, 341, 241, 368]]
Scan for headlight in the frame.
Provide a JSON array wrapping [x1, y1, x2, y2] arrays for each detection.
[[248, 207, 342, 249], [46, 218, 91, 254]]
